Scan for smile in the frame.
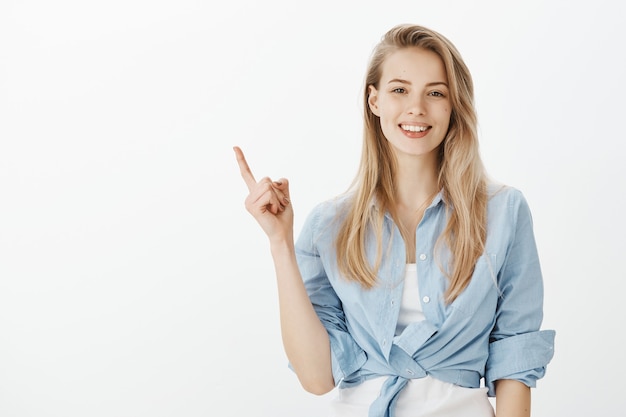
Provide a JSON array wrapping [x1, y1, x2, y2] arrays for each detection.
[[400, 124, 430, 132]]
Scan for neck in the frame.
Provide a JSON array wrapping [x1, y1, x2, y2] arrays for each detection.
[[393, 152, 439, 211]]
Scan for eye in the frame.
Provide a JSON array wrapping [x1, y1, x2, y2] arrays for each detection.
[[428, 91, 445, 97], [391, 87, 406, 94]]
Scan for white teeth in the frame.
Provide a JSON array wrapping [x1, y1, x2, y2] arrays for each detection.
[[401, 124, 428, 132]]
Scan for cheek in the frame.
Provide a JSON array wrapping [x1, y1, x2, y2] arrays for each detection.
[[443, 107, 452, 123], [379, 101, 399, 122]]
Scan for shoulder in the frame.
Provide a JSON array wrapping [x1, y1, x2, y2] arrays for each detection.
[[485, 181, 536, 228], [300, 192, 354, 236], [307, 193, 353, 223], [486, 181, 530, 211]]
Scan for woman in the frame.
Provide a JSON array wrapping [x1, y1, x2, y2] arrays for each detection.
[[234, 24, 555, 417]]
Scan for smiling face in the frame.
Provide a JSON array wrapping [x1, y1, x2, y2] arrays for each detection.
[[368, 47, 451, 162]]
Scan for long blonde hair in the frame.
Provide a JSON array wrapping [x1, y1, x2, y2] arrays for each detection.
[[335, 24, 487, 303]]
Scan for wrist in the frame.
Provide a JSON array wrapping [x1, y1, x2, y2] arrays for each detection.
[[269, 235, 295, 255]]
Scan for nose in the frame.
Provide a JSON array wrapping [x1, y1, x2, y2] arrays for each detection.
[[407, 94, 426, 116]]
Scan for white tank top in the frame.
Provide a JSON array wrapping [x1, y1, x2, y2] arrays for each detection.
[[395, 263, 425, 335]]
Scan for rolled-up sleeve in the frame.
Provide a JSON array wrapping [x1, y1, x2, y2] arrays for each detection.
[[485, 190, 555, 396], [294, 204, 367, 385]]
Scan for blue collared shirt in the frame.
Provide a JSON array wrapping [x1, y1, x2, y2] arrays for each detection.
[[294, 185, 555, 417]]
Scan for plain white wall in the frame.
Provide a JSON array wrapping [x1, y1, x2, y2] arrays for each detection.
[[1, 0, 624, 416]]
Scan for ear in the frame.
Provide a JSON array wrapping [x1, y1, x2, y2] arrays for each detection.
[[367, 85, 380, 116]]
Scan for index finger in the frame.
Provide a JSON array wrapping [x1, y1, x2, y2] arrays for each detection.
[[233, 146, 257, 191]]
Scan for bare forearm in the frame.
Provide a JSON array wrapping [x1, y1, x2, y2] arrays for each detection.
[[270, 239, 334, 394], [495, 379, 531, 417]]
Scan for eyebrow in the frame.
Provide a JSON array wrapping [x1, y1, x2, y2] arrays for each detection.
[[387, 78, 449, 87]]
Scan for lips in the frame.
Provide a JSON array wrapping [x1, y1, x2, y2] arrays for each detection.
[[399, 123, 431, 139]]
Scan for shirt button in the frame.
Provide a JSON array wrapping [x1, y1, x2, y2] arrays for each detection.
[[419, 253, 427, 261], [382, 339, 387, 346], [391, 299, 395, 306], [422, 296, 430, 303]]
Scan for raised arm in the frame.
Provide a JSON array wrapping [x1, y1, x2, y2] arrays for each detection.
[[233, 146, 334, 394]]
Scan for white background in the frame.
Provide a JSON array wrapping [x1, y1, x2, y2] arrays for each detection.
[[1, 0, 625, 416]]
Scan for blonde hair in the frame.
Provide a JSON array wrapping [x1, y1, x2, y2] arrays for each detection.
[[335, 24, 487, 303]]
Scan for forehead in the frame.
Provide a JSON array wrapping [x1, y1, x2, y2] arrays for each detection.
[[380, 47, 447, 83]]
